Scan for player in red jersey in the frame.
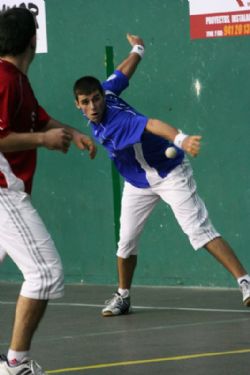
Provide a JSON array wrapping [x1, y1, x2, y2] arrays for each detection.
[[0, 7, 96, 375]]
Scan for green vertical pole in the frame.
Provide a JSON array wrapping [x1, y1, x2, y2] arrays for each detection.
[[105, 46, 121, 244]]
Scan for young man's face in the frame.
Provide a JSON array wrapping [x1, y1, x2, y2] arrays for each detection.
[[75, 90, 106, 124]]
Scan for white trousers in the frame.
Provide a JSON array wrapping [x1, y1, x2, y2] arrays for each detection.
[[117, 159, 220, 259], [0, 189, 64, 300]]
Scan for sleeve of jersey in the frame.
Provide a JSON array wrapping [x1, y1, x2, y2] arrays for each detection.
[[107, 113, 148, 150], [37, 105, 51, 130], [102, 70, 129, 96], [0, 79, 17, 138]]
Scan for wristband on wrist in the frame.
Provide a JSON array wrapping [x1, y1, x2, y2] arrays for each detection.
[[174, 133, 188, 149], [130, 44, 145, 59]]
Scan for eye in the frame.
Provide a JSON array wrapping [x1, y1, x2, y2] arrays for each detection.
[[93, 96, 100, 103], [81, 99, 89, 105]]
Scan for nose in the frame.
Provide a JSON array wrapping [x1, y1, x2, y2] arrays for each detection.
[[90, 100, 96, 110]]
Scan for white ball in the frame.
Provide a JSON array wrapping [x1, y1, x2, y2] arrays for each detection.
[[165, 146, 177, 159]]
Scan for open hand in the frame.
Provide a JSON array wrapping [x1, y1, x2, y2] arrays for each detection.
[[72, 130, 97, 159]]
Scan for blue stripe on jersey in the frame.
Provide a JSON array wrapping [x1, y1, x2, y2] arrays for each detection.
[[89, 70, 184, 188]]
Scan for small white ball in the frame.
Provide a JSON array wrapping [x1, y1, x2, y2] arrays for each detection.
[[165, 146, 177, 159]]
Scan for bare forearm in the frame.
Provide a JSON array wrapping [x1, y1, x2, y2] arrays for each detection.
[[116, 53, 141, 79], [146, 119, 202, 157], [0, 126, 73, 154], [145, 118, 179, 142], [0, 131, 44, 152], [116, 33, 144, 79]]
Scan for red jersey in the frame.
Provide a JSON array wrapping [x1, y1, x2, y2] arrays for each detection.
[[0, 59, 50, 194]]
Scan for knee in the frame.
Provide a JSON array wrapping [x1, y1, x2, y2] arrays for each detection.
[[20, 261, 64, 300], [46, 262, 64, 299], [116, 239, 138, 258]]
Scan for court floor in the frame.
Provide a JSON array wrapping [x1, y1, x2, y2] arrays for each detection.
[[0, 282, 250, 374]]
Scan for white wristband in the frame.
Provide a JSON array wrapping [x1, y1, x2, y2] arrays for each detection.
[[174, 133, 188, 149], [130, 44, 145, 59]]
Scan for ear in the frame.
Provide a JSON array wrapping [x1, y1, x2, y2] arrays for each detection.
[[75, 99, 81, 109]]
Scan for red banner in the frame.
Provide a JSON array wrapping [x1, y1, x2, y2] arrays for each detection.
[[189, 0, 250, 39], [191, 10, 250, 39]]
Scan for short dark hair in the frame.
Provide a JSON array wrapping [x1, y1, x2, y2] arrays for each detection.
[[73, 76, 104, 99], [0, 7, 36, 56]]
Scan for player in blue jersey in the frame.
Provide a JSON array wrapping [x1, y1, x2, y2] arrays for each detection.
[[74, 33, 250, 316]]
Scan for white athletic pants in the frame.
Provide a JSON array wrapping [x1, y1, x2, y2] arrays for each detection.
[[117, 159, 220, 259], [0, 189, 64, 299]]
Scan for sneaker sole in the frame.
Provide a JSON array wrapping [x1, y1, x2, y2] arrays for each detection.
[[243, 296, 250, 307], [101, 307, 131, 317]]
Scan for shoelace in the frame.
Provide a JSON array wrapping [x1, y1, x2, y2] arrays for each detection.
[[0, 355, 45, 374], [104, 293, 123, 306], [29, 360, 46, 375]]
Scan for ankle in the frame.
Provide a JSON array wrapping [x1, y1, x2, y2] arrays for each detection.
[[118, 288, 130, 298], [237, 274, 250, 286], [7, 350, 30, 366]]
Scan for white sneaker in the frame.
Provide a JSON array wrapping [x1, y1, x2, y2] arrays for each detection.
[[102, 292, 131, 317], [240, 279, 250, 307], [0, 355, 47, 375]]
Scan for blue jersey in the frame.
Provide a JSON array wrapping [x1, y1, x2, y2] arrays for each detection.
[[89, 70, 184, 188]]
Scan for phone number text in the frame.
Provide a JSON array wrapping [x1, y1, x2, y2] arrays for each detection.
[[224, 23, 250, 36]]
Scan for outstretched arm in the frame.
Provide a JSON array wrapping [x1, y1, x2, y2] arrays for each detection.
[[116, 33, 145, 79], [115, 35, 201, 158], [146, 118, 202, 157], [0, 128, 72, 154], [0, 119, 96, 158]]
